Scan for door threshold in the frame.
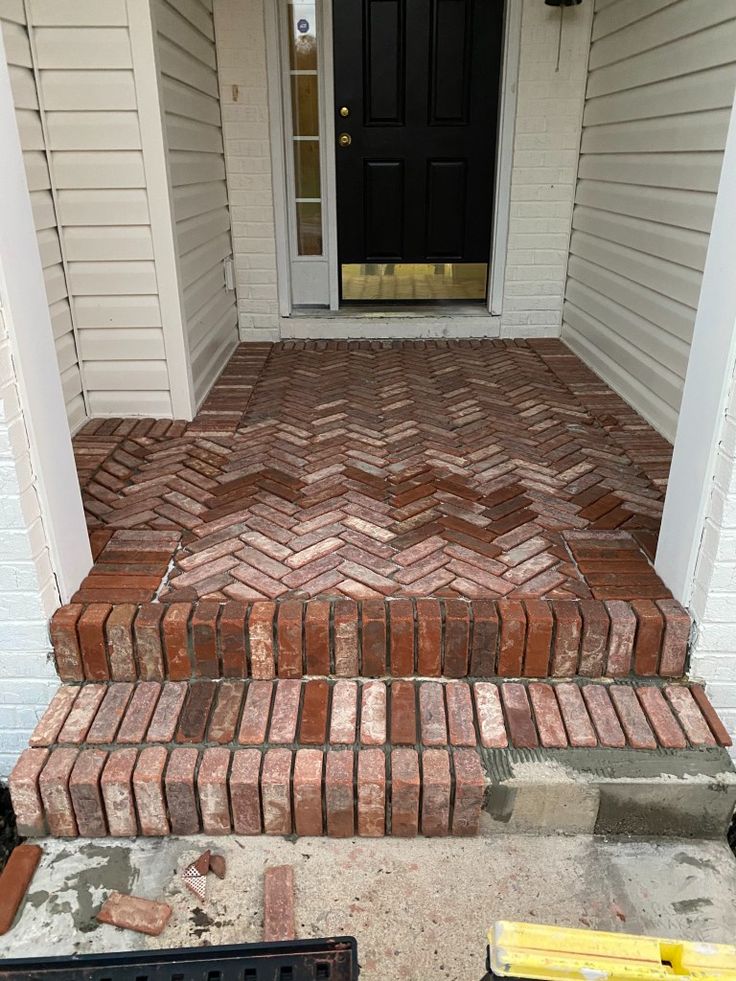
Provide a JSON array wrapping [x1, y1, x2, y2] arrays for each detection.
[[290, 303, 492, 319]]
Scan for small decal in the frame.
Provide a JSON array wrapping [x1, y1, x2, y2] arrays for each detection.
[[297, 18, 310, 33]]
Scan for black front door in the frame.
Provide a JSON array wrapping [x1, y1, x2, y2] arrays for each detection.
[[333, 0, 503, 297]]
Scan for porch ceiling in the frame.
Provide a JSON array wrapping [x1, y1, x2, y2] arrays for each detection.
[[72, 339, 672, 604]]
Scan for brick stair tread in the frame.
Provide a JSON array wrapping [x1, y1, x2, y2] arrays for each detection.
[[10, 678, 729, 839], [51, 596, 691, 682]]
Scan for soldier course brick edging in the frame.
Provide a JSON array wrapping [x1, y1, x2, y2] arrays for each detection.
[[51, 597, 691, 683]]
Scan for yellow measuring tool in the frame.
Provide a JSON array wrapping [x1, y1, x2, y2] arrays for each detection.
[[488, 921, 736, 981]]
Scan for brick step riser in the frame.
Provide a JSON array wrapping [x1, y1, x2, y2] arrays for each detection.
[[52, 597, 691, 682]]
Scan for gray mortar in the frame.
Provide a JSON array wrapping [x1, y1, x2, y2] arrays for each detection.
[[480, 747, 736, 837]]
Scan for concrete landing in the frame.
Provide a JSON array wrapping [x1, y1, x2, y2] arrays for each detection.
[[1, 835, 735, 980]]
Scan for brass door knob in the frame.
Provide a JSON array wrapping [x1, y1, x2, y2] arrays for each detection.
[[339, 132, 352, 147], [339, 106, 350, 117]]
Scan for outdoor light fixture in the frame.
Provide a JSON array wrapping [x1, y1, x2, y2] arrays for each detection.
[[544, 0, 582, 6], [545, 0, 583, 71]]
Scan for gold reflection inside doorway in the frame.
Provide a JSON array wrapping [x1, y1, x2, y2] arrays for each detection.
[[341, 263, 488, 302]]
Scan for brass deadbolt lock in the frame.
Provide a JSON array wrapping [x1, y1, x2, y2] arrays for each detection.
[[339, 106, 350, 117], [339, 132, 352, 147]]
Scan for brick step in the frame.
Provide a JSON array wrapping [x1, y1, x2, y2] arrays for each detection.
[[51, 596, 691, 682], [10, 678, 731, 840]]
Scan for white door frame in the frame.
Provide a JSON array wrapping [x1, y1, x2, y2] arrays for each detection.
[[266, 0, 520, 318]]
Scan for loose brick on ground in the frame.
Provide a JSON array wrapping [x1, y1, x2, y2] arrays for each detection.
[[263, 866, 295, 942]]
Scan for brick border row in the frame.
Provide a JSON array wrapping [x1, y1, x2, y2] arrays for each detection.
[[10, 745, 485, 840], [51, 597, 691, 683]]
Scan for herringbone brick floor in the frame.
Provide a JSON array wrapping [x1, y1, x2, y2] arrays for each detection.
[[73, 339, 672, 604]]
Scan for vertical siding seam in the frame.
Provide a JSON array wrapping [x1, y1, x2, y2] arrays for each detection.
[[22, 0, 90, 421]]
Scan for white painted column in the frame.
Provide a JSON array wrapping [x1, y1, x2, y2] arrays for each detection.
[[0, 34, 91, 603]]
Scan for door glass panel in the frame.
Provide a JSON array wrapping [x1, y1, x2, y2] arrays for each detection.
[[341, 263, 488, 301], [286, 1, 323, 256]]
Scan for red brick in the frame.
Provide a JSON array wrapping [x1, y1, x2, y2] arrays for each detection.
[[230, 749, 262, 834], [362, 600, 387, 676], [39, 747, 78, 836], [58, 684, 106, 744], [305, 600, 330, 674], [176, 679, 216, 742], [249, 602, 276, 679], [445, 682, 476, 746], [603, 601, 636, 676], [500, 683, 538, 749], [101, 748, 138, 836], [631, 600, 663, 676], [578, 601, 610, 677], [329, 680, 358, 744], [523, 601, 552, 677], [528, 683, 567, 748], [97, 892, 172, 937], [416, 599, 442, 676], [70, 748, 108, 837], [665, 685, 717, 746], [29, 686, 79, 747], [473, 683, 508, 748], [78, 604, 111, 681], [51, 605, 84, 682], [390, 748, 419, 836], [390, 680, 417, 745], [147, 681, 187, 742], [0, 844, 43, 935], [550, 602, 581, 676], [219, 601, 247, 677], [609, 686, 657, 749], [105, 605, 137, 681], [162, 603, 192, 681], [419, 682, 447, 746], [294, 748, 323, 836], [238, 680, 274, 744], [262, 748, 292, 835], [118, 682, 161, 744], [276, 601, 303, 678], [9, 748, 49, 836], [198, 747, 231, 835], [133, 746, 169, 836], [389, 599, 415, 676], [690, 684, 732, 747], [469, 599, 498, 676], [86, 683, 134, 744], [444, 600, 470, 677], [636, 686, 687, 749], [269, 679, 302, 743], [497, 601, 526, 677], [360, 681, 387, 745], [207, 679, 245, 743], [555, 683, 597, 747], [357, 748, 385, 836], [452, 749, 485, 836], [325, 750, 354, 837], [299, 679, 330, 744], [191, 600, 220, 679], [334, 600, 359, 676], [657, 600, 690, 677], [134, 604, 167, 681], [421, 749, 451, 836], [263, 865, 295, 942], [165, 747, 200, 835], [581, 685, 625, 748]]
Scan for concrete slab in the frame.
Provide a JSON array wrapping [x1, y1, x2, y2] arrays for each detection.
[[1, 835, 735, 979]]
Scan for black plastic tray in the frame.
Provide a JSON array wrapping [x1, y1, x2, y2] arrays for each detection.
[[0, 937, 358, 981]]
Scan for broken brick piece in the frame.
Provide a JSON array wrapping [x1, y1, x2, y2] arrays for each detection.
[[97, 892, 172, 936], [210, 854, 227, 879]]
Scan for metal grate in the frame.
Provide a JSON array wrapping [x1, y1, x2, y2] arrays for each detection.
[[0, 938, 358, 981]]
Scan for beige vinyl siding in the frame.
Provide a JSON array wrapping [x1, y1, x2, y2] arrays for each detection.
[[0, 3, 85, 432], [561, 0, 736, 442], [155, 0, 237, 407]]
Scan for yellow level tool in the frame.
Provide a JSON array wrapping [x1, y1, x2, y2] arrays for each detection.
[[488, 921, 736, 981]]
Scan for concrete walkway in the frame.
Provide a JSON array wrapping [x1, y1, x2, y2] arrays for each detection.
[[1, 834, 735, 979]]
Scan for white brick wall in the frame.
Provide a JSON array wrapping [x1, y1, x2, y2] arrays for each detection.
[[689, 371, 736, 752], [0, 304, 59, 778], [215, 0, 591, 337], [499, 0, 592, 337]]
